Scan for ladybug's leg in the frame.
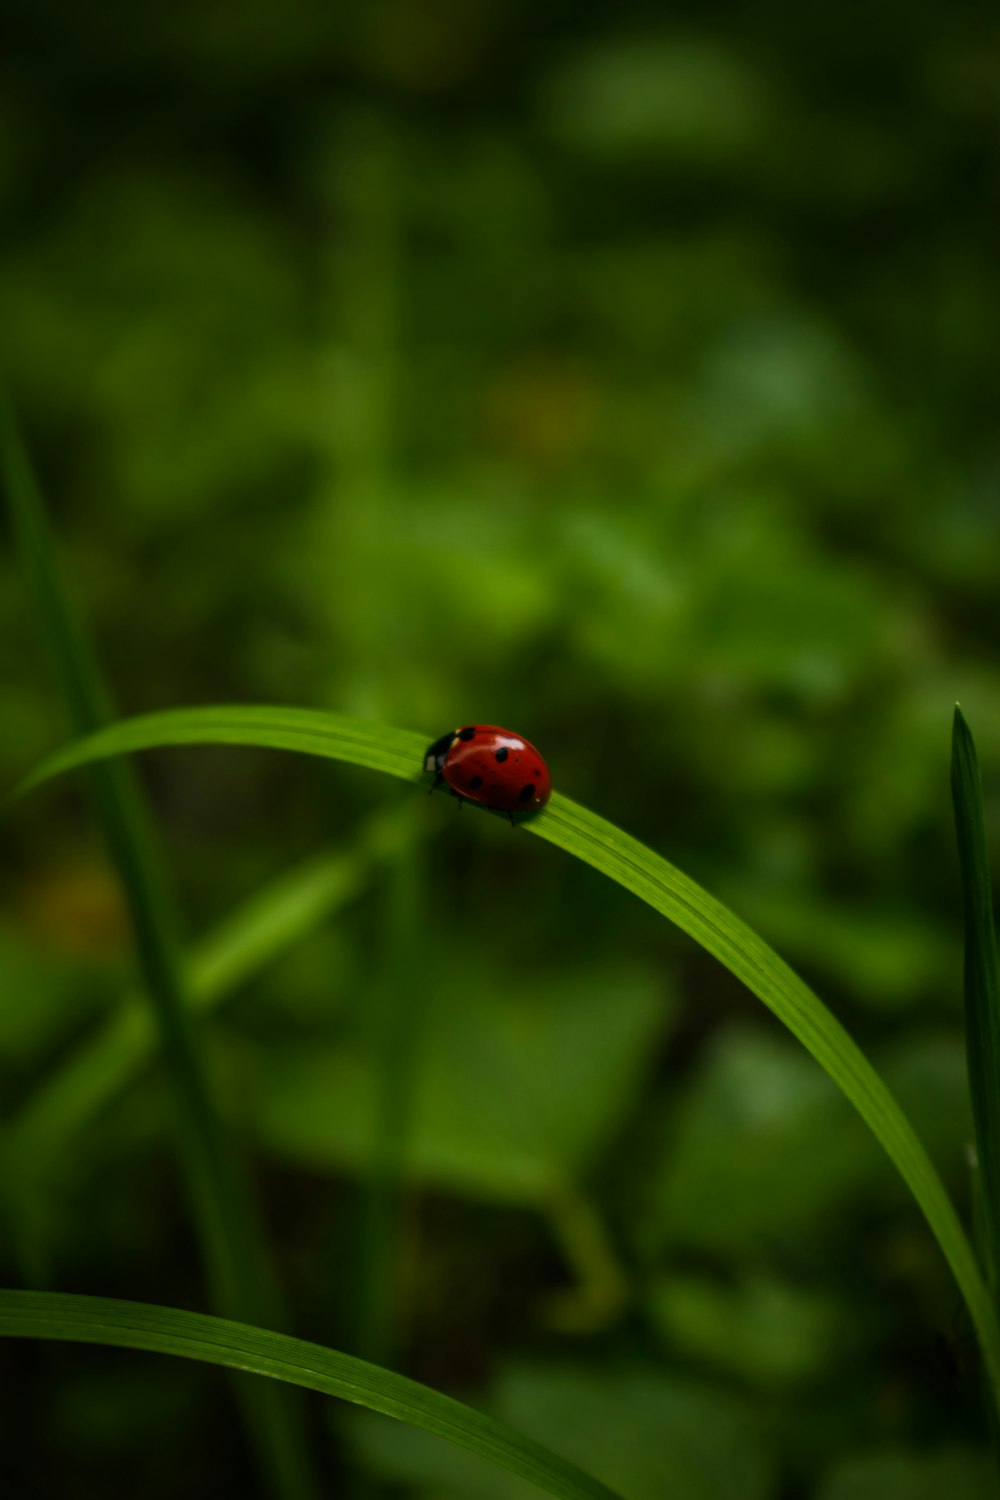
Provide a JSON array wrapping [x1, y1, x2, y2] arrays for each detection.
[[427, 771, 445, 796], [508, 812, 516, 827]]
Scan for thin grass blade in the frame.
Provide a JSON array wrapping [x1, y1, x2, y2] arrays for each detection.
[[7, 703, 1000, 1407], [952, 707, 1000, 1300], [0, 1290, 623, 1500]]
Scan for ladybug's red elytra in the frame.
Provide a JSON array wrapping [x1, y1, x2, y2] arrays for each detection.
[[424, 725, 551, 822]]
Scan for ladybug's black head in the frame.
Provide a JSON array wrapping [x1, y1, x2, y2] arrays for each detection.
[[423, 729, 458, 775]]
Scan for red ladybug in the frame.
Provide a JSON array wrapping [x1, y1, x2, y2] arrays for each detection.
[[424, 725, 551, 821]]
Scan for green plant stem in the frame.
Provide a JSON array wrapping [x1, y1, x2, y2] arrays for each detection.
[[543, 1186, 629, 1333]]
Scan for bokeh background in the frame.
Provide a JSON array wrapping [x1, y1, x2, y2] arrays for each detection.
[[2, 2, 1000, 1497]]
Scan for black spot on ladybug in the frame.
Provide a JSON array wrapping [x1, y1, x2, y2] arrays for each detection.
[[470, 775, 483, 789], [519, 783, 536, 803], [494, 746, 509, 763], [458, 727, 476, 741]]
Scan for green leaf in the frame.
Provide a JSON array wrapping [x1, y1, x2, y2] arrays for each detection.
[[951, 707, 1000, 1299], [7, 702, 1000, 1404], [0, 1291, 623, 1500], [646, 1027, 975, 1260], [647, 1026, 880, 1255], [647, 1269, 842, 1387], [250, 953, 666, 1203]]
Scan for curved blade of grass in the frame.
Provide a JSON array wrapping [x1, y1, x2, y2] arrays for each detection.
[[952, 707, 1000, 1302], [0, 413, 321, 1500], [0, 1290, 623, 1500], [7, 704, 1000, 1405], [6, 704, 424, 804]]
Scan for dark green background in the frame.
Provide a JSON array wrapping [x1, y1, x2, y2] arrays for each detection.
[[2, 2, 1000, 1496]]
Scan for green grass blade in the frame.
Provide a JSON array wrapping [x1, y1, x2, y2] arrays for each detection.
[[7, 702, 1000, 1406], [0, 405, 115, 730], [533, 797, 1000, 1402], [7, 703, 424, 805], [0, 1290, 623, 1500], [0, 415, 321, 1500], [952, 707, 1000, 1300]]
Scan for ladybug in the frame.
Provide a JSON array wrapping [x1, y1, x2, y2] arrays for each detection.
[[424, 725, 551, 822]]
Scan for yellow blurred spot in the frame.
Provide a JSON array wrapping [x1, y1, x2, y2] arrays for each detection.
[[482, 355, 601, 469], [15, 861, 130, 958]]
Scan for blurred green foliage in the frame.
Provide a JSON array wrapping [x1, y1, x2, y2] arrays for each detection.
[[2, 0, 1000, 1496]]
